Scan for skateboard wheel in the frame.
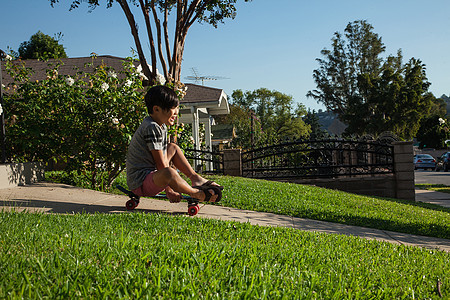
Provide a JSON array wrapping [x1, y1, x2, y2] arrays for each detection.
[[188, 204, 199, 216], [126, 199, 138, 210]]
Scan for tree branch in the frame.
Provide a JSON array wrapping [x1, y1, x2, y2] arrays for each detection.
[[184, 0, 204, 31], [163, 4, 172, 71], [138, 0, 157, 82], [150, 1, 170, 82], [170, 0, 183, 81], [117, 0, 153, 83]]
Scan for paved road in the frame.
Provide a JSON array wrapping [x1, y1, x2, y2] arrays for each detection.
[[414, 170, 450, 185]]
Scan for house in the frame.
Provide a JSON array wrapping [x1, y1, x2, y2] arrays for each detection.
[[316, 110, 347, 136], [1, 55, 230, 157], [179, 83, 229, 151], [210, 124, 236, 150]]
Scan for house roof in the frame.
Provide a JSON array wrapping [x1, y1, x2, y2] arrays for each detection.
[[181, 83, 229, 117], [184, 83, 224, 104], [1, 55, 140, 86], [1, 56, 229, 116]]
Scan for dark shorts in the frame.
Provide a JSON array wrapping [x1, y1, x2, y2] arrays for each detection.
[[132, 170, 167, 197]]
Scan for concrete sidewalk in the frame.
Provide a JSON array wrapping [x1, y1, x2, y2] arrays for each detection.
[[0, 182, 449, 252], [415, 188, 450, 208]]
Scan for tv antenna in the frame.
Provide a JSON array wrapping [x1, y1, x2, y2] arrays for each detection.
[[184, 68, 228, 85]]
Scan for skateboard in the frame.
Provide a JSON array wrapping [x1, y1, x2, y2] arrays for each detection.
[[116, 184, 201, 216]]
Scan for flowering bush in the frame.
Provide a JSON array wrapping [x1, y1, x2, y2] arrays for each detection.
[[4, 57, 147, 190]]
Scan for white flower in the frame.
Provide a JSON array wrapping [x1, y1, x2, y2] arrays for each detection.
[[65, 77, 75, 86], [156, 73, 166, 85], [438, 118, 446, 125], [108, 71, 117, 78], [0, 104, 3, 115], [136, 64, 166, 84], [5, 55, 12, 61], [112, 118, 119, 125], [136, 65, 148, 81], [124, 79, 132, 87], [101, 82, 109, 92]]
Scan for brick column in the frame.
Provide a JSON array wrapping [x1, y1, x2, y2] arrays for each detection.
[[223, 149, 242, 176], [393, 141, 415, 201]]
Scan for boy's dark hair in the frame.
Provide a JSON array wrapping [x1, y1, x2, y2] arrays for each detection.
[[145, 85, 179, 114]]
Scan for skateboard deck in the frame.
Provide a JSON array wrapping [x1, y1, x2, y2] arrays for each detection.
[[116, 184, 200, 216]]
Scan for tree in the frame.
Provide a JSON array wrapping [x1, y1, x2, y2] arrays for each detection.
[[217, 88, 310, 148], [416, 97, 449, 149], [50, 0, 251, 85], [308, 20, 433, 139], [416, 116, 449, 149], [303, 110, 329, 139], [18, 31, 67, 60]]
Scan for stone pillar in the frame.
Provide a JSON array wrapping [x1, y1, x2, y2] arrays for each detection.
[[393, 141, 415, 201], [223, 149, 242, 176]]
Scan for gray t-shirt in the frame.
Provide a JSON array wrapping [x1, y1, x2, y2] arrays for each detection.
[[126, 116, 168, 190]]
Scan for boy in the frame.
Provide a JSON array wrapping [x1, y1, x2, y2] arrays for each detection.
[[126, 85, 222, 203]]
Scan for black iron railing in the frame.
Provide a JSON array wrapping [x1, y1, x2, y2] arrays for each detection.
[[184, 148, 224, 174], [242, 139, 394, 179]]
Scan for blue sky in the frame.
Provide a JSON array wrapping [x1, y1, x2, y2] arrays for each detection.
[[1, 0, 449, 111]]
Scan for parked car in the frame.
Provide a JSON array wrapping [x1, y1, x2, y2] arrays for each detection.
[[413, 154, 436, 170], [435, 152, 450, 172]]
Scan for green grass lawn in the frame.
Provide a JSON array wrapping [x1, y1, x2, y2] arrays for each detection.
[[7, 172, 443, 298], [416, 184, 450, 194], [1, 212, 448, 299], [107, 174, 450, 240]]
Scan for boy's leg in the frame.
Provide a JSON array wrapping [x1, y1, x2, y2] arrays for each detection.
[[166, 143, 196, 178], [166, 143, 223, 188], [152, 166, 218, 202]]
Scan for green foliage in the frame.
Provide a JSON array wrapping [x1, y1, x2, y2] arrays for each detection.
[[308, 20, 434, 139], [303, 110, 329, 139], [4, 56, 147, 190], [18, 31, 67, 60], [218, 88, 310, 148], [416, 115, 450, 149], [1, 212, 448, 298]]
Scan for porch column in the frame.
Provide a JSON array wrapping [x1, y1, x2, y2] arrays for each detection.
[[191, 106, 200, 170], [191, 106, 200, 150], [204, 116, 213, 171]]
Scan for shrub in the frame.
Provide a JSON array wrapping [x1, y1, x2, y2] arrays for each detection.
[[4, 56, 147, 189]]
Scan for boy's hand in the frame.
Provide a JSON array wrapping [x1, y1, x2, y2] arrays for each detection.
[[165, 187, 181, 203]]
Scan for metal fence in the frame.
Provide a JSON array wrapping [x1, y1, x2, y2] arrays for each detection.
[[242, 139, 394, 179], [183, 148, 224, 175]]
